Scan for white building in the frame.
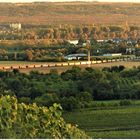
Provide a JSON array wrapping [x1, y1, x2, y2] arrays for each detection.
[[10, 23, 21, 30], [97, 39, 110, 43], [64, 53, 87, 60], [68, 40, 79, 45], [103, 53, 122, 57], [68, 40, 91, 46]]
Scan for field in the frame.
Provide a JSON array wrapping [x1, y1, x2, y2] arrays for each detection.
[[18, 60, 140, 74], [0, 61, 45, 66], [0, 60, 140, 74], [63, 102, 140, 138], [0, 2, 140, 25]]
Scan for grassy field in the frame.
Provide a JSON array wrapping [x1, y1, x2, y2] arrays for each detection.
[[63, 103, 140, 139], [0, 2, 140, 25], [89, 130, 140, 139]]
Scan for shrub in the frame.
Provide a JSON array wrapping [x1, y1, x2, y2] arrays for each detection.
[[13, 69, 19, 74], [119, 99, 132, 106], [119, 65, 125, 71], [60, 97, 81, 111]]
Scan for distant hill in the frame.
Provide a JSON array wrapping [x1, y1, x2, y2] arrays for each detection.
[[0, 2, 140, 26]]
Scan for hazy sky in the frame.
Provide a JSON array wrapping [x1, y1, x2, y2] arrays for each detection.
[[0, 0, 139, 2]]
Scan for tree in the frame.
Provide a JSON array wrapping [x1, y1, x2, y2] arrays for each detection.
[[124, 21, 130, 33], [25, 50, 33, 61], [54, 28, 61, 39], [61, 96, 80, 111], [78, 36, 86, 45], [77, 91, 93, 102]]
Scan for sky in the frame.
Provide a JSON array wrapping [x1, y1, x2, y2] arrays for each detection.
[[0, 0, 139, 2]]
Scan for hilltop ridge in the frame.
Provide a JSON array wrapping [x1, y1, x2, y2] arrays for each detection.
[[0, 2, 139, 25]]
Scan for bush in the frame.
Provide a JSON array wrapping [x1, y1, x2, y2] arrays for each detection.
[[120, 100, 132, 106], [13, 69, 19, 74], [119, 65, 125, 71], [92, 101, 120, 108], [61, 97, 81, 111]]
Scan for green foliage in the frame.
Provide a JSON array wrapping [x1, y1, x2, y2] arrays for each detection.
[[61, 97, 81, 111], [1, 66, 140, 110], [0, 95, 89, 139], [120, 100, 132, 106]]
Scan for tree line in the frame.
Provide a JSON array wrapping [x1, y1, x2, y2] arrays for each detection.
[[0, 37, 139, 61], [1, 66, 140, 111], [0, 24, 140, 41]]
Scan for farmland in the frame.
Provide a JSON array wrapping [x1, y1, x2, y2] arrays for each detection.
[[0, 61, 45, 66], [63, 104, 140, 138], [14, 60, 140, 74], [1, 60, 140, 138], [1, 0, 140, 139], [0, 60, 139, 74], [0, 2, 140, 25]]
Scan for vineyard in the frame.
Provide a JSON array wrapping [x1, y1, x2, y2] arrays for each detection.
[[0, 0, 140, 139], [1, 66, 140, 138], [0, 95, 88, 139], [64, 104, 140, 138], [117, 78, 139, 89]]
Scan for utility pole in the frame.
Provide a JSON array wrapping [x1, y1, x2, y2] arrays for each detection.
[[14, 52, 17, 60], [86, 40, 91, 66], [88, 49, 90, 62]]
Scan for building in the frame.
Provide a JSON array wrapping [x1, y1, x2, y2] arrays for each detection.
[[97, 39, 109, 43], [10, 23, 21, 30], [103, 53, 122, 57], [68, 40, 90, 46], [68, 40, 79, 45], [64, 53, 87, 60], [126, 48, 135, 54]]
